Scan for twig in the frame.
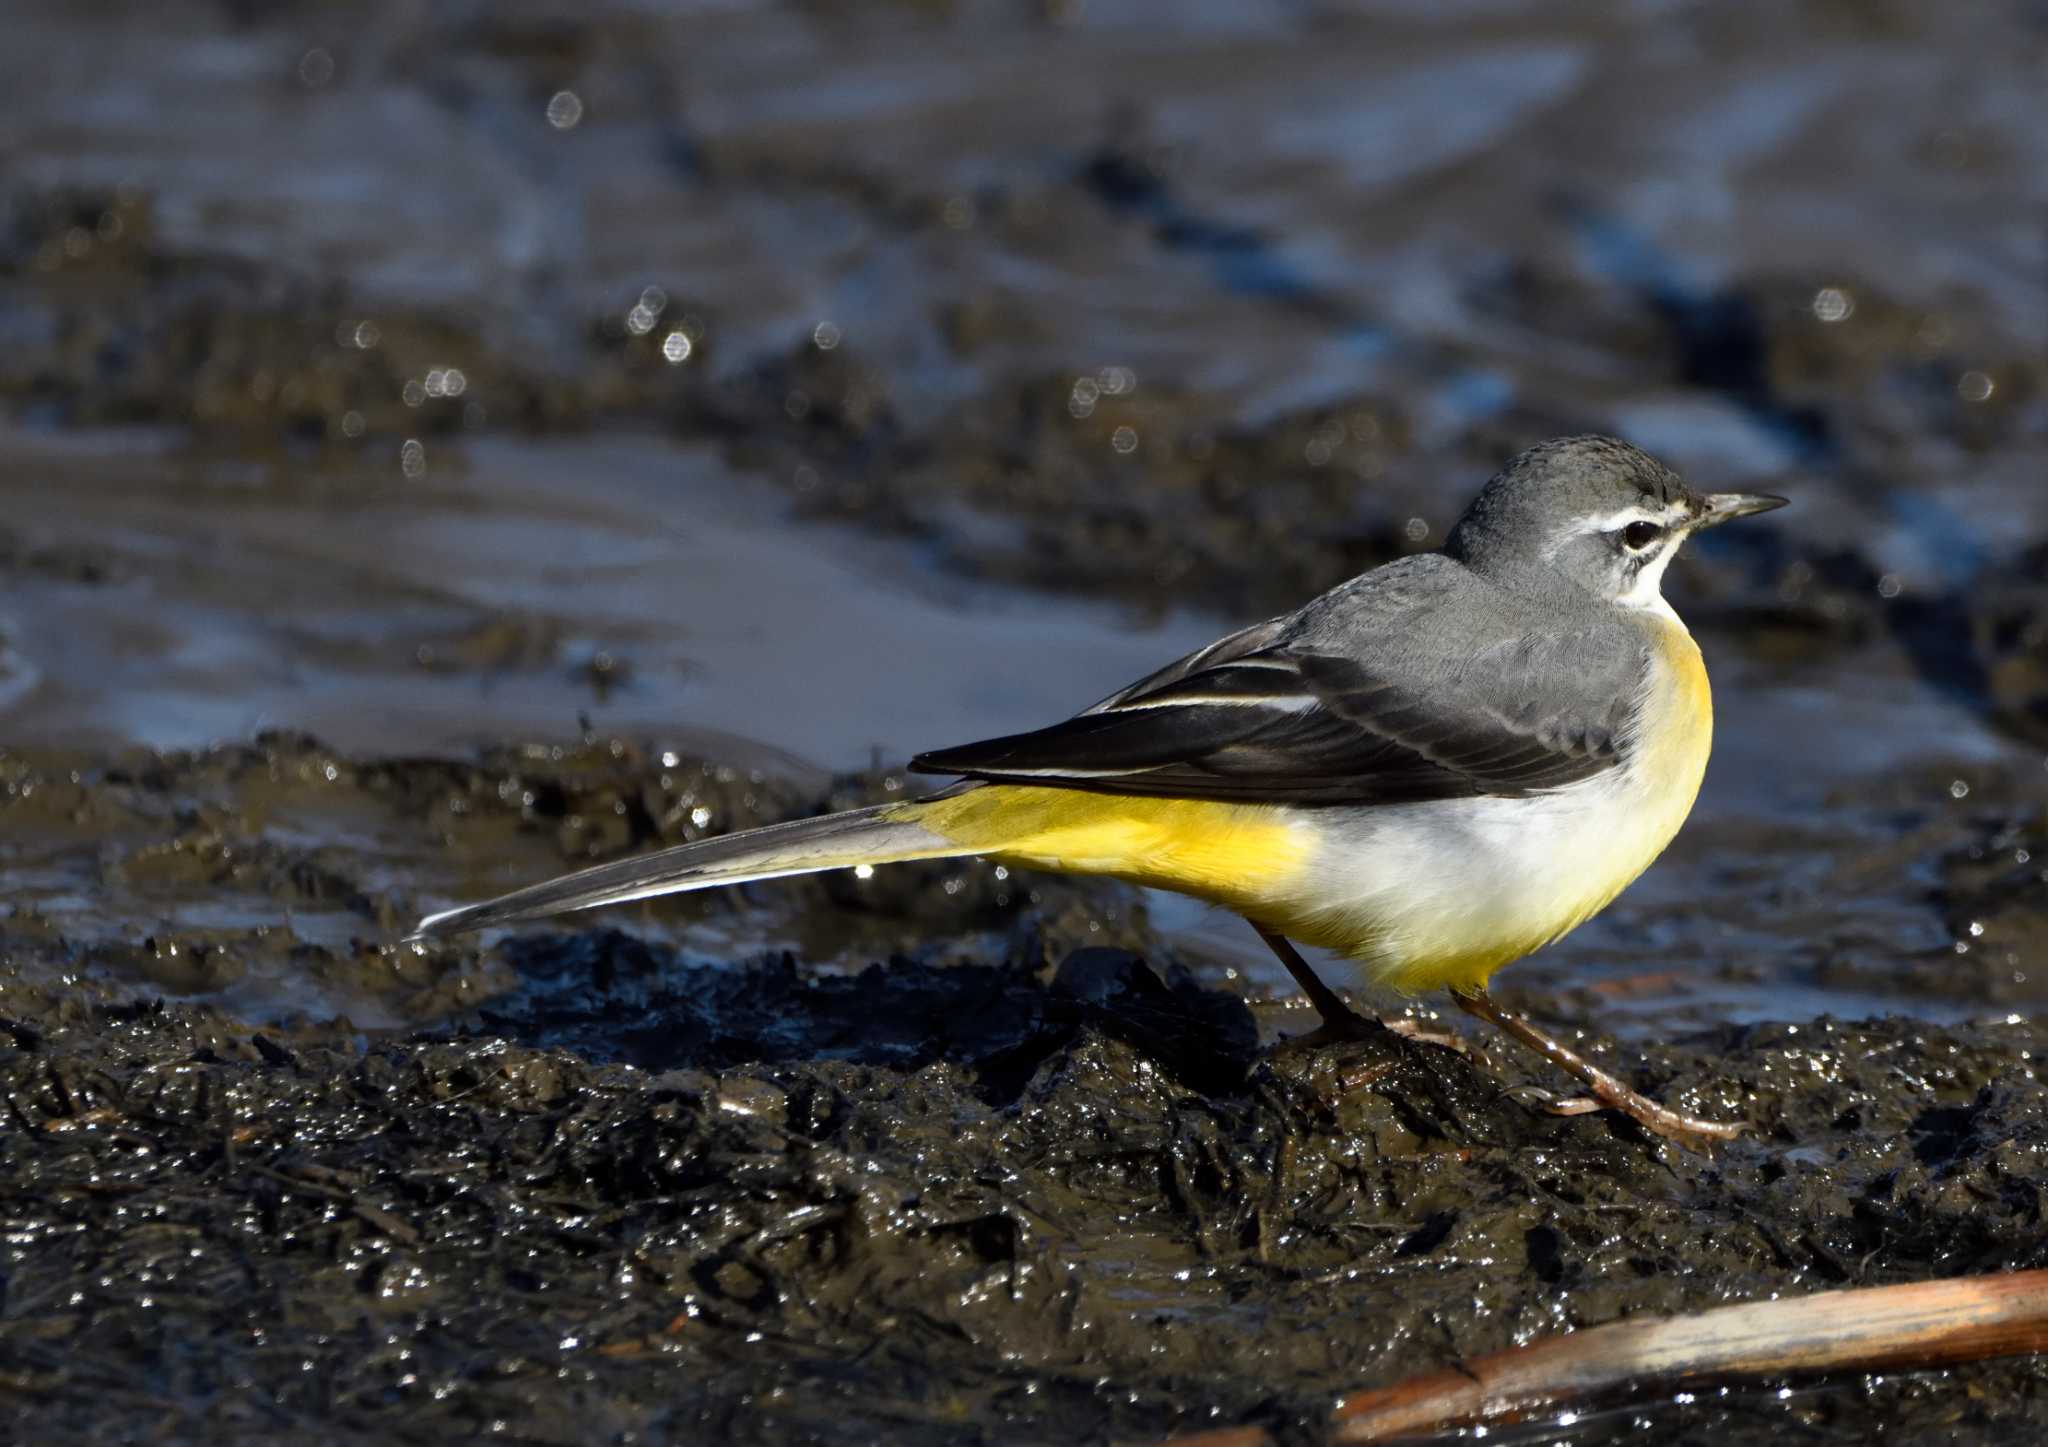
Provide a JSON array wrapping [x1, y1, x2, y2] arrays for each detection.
[[1161, 1269, 2048, 1446], [1332, 1269, 2048, 1442]]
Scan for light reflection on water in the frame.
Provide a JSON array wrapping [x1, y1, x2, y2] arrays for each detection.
[[0, 427, 1222, 765]]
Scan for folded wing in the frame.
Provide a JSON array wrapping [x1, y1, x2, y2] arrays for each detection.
[[911, 593, 1646, 806]]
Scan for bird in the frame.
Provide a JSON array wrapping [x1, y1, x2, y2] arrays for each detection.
[[413, 436, 1786, 1145]]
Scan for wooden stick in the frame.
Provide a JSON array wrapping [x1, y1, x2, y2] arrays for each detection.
[[1330, 1270, 2048, 1442], [1159, 1427, 1273, 1447], [1160, 1270, 2048, 1447]]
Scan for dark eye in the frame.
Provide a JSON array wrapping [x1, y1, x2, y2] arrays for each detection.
[[1622, 521, 1663, 550]]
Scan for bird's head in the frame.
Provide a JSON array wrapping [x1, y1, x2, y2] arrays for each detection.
[[1444, 435, 1787, 609]]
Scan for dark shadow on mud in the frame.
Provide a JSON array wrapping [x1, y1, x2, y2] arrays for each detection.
[[469, 934, 1261, 1103]]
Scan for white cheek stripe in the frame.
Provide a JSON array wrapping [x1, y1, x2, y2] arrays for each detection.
[[1617, 539, 1682, 613]]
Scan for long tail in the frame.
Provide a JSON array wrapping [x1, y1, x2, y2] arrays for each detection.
[[410, 801, 967, 939]]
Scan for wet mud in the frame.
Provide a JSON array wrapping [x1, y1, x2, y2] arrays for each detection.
[[6, 0, 2048, 1442], [10, 737, 2048, 1442], [9, 921, 2048, 1443]]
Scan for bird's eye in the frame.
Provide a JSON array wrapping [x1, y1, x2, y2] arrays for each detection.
[[1621, 520, 1664, 550]]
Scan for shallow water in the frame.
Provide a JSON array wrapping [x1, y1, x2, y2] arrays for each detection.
[[1, 425, 1221, 765], [5, 2, 2048, 1442]]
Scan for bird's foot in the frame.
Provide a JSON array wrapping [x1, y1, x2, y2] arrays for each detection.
[[1452, 987, 1745, 1150], [1517, 1083, 1744, 1145]]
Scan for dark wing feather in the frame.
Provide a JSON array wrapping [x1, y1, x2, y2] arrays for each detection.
[[1081, 616, 1293, 714], [910, 617, 1646, 807]]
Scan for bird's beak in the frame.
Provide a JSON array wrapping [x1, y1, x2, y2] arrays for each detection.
[[1692, 491, 1790, 530]]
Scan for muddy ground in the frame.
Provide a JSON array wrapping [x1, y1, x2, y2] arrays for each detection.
[[7, 737, 2048, 1444], [6, 1, 2048, 1443]]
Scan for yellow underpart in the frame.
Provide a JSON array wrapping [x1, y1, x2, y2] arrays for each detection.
[[1638, 613, 1714, 810], [896, 785, 1313, 911]]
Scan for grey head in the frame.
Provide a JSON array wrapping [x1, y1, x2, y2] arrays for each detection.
[[1444, 435, 1786, 609]]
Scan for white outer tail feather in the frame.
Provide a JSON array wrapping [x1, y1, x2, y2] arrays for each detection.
[[409, 802, 964, 939]]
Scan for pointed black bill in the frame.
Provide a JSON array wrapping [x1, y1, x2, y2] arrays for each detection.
[[1694, 491, 1790, 529]]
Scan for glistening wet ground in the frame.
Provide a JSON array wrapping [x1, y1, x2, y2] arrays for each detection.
[[4, 2, 2048, 1441]]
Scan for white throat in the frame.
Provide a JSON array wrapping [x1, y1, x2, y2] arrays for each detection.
[[1616, 539, 1684, 623]]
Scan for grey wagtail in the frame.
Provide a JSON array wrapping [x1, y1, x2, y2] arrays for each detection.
[[414, 436, 1786, 1145]]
